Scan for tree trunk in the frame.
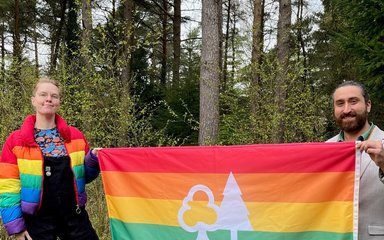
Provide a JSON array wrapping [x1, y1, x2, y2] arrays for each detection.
[[66, 0, 80, 60], [222, 0, 231, 93], [160, 0, 168, 86], [218, 0, 223, 80], [49, 0, 67, 74], [1, 20, 5, 80], [230, 2, 237, 81], [121, 0, 134, 85], [13, 0, 22, 66], [274, 0, 291, 143], [172, 0, 181, 87], [111, 0, 117, 69], [199, 0, 222, 146], [250, 0, 265, 122], [81, 0, 93, 70], [296, 0, 308, 82], [34, 18, 39, 78]]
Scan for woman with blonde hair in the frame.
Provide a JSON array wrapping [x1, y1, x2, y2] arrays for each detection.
[[0, 77, 100, 239]]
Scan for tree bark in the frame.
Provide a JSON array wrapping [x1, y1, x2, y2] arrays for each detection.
[[34, 17, 39, 78], [250, 0, 265, 120], [121, 0, 134, 85], [13, 0, 22, 65], [1, 20, 5, 80], [199, 0, 222, 145], [296, 0, 308, 82], [81, 0, 93, 70], [66, 0, 80, 60], [160, 0, 168, 86], [222, 0, 231, 93], [110, 0, 117, 69], [274, 0, 291, 143], [172, 0, 181, 87], [49, 0, 67, 74], [218, 0, 223, 82], [230, 2, 237, 81]]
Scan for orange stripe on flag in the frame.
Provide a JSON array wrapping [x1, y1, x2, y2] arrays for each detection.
[[102, 172, 354, 202]]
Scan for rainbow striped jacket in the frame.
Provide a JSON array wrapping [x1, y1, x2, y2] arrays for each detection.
[[0, 114, 100, 235]]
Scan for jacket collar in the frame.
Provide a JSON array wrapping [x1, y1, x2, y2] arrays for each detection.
[[20, 114, 71, 147]]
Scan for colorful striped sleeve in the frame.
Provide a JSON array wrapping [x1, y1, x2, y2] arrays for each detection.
[[0, 134, 26, 235], [68, 127, 99, 183]]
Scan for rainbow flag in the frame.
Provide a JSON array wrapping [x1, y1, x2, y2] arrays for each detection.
[[98, 142, 359, 240]]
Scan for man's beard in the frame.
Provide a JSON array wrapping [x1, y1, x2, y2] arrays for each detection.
[[335, 110, 368, 133]]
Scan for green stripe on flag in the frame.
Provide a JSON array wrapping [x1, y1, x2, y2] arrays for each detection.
[[109, 218, 353, 240]]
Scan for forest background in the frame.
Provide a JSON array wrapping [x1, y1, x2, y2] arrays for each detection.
[[0, 0, 383, 239]]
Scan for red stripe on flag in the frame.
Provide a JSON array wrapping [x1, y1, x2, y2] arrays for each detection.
[[99, 142, 355, 174]]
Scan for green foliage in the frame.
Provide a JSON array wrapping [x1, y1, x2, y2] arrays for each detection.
[[152, 83, 200, 145], [0, 0, 12, 14], [310, 0, 384, 132], [316, 0, 384, 102], [55, 47, 178, 148], [219, 88, 254, 145], [0, 63, 36, 144], [331, 0, 384, 97], [220, 51, 329, 145], [283, 79, 328, 142], [150, 28, 201, 145], [85, 178, 110, 239], [279, 60, 329, 143]]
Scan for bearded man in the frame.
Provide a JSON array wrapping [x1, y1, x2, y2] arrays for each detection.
[[327, 80, 384, 239]]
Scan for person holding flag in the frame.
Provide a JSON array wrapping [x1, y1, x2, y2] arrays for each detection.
[[0, 77, 101, 240], [327, 80, 384, 239]]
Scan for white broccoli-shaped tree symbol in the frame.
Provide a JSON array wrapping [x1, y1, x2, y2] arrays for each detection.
[[216, 172, 253, 240], [178, 185, 220, 240]]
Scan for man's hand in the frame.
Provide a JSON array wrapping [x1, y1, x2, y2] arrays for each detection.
[[357, 140, 384, 170]]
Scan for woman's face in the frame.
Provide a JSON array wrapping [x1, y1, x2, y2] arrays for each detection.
[[31, 82, 61, 117]]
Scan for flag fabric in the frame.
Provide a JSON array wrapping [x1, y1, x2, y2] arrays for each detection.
[[98, 142, 359, 240]]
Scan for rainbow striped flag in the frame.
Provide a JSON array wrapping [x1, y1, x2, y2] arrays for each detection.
[[98, 142, 359, 240]]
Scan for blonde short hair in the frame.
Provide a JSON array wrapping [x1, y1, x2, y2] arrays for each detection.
[[32, 77, 62, 97]]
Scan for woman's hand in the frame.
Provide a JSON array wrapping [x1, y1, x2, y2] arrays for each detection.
[[91, 148, 103, 157], [14, 230, 32, 240]]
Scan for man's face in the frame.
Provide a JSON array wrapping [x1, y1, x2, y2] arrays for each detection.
[[333, 85, 371, 133]]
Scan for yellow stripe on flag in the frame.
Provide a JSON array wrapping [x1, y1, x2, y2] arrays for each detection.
[[106, 195, 353, 233]]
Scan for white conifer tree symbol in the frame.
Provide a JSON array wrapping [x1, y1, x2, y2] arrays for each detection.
[[216, 172, 253, 240]]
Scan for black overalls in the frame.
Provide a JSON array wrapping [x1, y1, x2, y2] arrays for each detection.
[[24, 156, 98, 240]]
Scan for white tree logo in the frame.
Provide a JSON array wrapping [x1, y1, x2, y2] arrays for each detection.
[[216, 172, 253, 240], [178, 172, 253, 240], [178, 184, 220, 240]]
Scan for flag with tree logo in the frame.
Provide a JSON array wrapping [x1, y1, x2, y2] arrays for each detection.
[[98, 142, 359, 240]]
